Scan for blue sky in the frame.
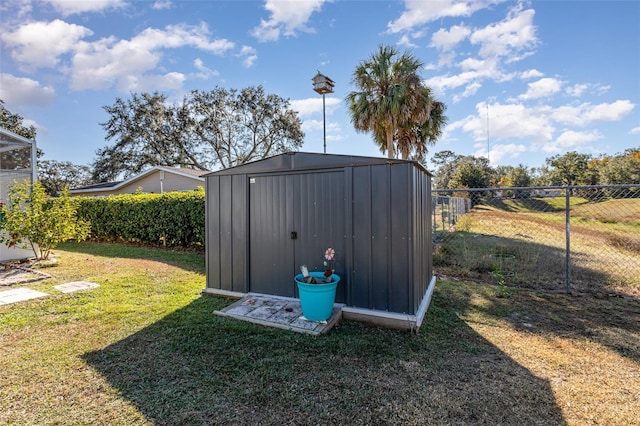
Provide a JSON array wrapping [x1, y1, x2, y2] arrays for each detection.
[[1, 0, 638, 171]]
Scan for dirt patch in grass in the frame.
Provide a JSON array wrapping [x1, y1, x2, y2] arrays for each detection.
[[0, 265, 50, 286]]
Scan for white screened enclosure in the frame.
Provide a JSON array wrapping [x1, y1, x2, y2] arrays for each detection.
[[0, 127, 38, 261]]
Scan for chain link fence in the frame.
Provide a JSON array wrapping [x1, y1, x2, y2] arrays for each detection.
[[432, 185, 640, 297]]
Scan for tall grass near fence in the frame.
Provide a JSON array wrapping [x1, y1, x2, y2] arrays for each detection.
[[433, 186, 640, 297]]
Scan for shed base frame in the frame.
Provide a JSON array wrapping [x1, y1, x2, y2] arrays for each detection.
[[202, 275, 437, 332], [341, 275, 436, 332]]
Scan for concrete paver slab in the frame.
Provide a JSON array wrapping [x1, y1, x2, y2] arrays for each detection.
[[54, 281, 100, 294], [215, 293, 342, 335], [0, 288, 48, 305]]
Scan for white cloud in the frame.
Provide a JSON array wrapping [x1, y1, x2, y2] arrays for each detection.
[[474, 142, 527, 164], [397, 34, 417, 48], [425, 57, 499, 94], [290, 96, 340, 117], [0, 0, 32, 22], [302, 118, 340, 135], [470, 5, 538, 61], [1, 19, 93, 69], [69, 23, 234, 91], [458, 56, 490, 72], [0, 73, 56, 108], [126, 24, 234, 53], [518, 77, 563, 100], [553, 100, 635, 126], [237, 45, 257, 68], [630, 127, 640, 135], [193, 58, 219, 79], [450, 102, 556, 144], [565, 83, 589, 97], [43, 0, 126, 16], [447, 98, 636, 163], [436, 51, 457, 68], [387, 0, 489, 34], [541, 130, 602, 153], [430, 24, 471, 51], [301, 118, 342, 148], [118, 72, 185, 93], [252, 0, 327, 42], [152, 0, 172, 10], [453, 81, 481, 103], [565, 83, 611, 97], [520, 69, 543, 79]]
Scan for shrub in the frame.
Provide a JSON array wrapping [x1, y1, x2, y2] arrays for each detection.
[[0, 180, 91, 260], [73, 191, 205, 248]]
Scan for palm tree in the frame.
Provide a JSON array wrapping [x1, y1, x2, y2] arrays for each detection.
[[396, 98, 447, 161], [346, 45, 445, 159]]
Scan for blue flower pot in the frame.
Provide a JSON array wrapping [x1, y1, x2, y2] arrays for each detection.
[[294, 272, 340, 321]]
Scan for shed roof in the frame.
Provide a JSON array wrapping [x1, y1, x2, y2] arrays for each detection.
[[206, 152, 432, 176]]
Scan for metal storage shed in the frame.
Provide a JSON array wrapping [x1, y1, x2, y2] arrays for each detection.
[[204, 152, 436, 330]]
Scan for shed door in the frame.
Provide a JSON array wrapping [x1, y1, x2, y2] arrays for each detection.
[[249, 171, 345, 298]]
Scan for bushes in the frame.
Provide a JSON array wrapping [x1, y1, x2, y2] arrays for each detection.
[[1, 181, 90, 260], [74, 191, 205, 248]]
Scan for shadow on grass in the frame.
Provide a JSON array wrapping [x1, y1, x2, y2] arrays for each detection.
[[83, 290, 566, 425], [470, 283, 640, 364], [435, 231, 640, 362], [57, 241, 205, 274]]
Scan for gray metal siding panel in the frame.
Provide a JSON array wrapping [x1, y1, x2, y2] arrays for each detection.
[[249, 174, 294, 296], [293, 172, 346, 297], [351, 166, 373, 309], [206, 176, 221, 290], [370, 165, 390, 311], [343, 168, 354, 306], [231, 174, 246, 292], [390, 164, 410, 314], [219, 175, 234, 291], [248, 171, 346, 299], [410, 168, 433, 314], [411, 168, 425, 314]]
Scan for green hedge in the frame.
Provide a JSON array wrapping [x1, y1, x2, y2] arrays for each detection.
[[73, 191, 205, 248]]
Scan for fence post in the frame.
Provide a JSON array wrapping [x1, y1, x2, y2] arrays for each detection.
[[565, 187, 571, 293]]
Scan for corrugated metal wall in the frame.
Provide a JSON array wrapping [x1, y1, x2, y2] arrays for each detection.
[[348, 163, 432, 314], [247, 170, 347, 301], [206, 174, 247, 293], [206, 157, 432, 315]]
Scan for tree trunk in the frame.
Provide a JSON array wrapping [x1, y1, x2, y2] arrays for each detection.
[[386, 126, 394, 159]]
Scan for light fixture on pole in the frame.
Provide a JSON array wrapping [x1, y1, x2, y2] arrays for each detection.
[[312, 71, 335, 154]]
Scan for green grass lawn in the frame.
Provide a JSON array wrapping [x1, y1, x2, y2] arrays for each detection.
[[1, 242, 638, 425]]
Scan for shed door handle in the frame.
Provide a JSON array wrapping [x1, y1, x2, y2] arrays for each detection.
[[291, 231, 297, 240]]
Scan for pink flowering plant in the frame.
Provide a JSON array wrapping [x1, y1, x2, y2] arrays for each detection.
[[299, 247, 337, 284], [322, 247, 336, 278]]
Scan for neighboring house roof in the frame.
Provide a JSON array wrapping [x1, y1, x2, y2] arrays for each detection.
[[69, 166, 208, 195], [73, 181, 123, 191]]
